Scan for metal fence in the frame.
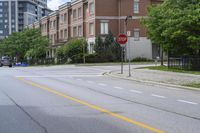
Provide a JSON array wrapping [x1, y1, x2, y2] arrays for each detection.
[[168, 57, 200, 71], [28, 57, 70, 65]]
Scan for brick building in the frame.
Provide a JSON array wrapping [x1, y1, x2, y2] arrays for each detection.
[[28, 0, 162, 59]]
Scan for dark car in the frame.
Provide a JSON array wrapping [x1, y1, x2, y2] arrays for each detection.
[[0, 56, 12, 67]]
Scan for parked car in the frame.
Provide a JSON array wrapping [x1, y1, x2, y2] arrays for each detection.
[[0, 56, 12, 67]]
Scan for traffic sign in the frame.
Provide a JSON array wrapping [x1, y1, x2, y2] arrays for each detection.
[[117, 34, 128, 46]]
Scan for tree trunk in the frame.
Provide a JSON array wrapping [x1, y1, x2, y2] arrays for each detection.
[[160, 44, 164, 66]]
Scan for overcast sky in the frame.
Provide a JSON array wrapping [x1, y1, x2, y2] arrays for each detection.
[[47, 0, 70, 10]]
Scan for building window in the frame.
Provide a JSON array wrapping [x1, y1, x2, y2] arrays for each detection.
[[64, 13, 67, 23], [53, 20, 56, 29], [89, 2, 94, 15], [133, 29, 140, 41], [89, 43, 94, 54], [64, 29, 67, 39], [73, 9, 77, 20], [78, 26, 82, 37], [78, 7, 82, 18], [0, 30, 3, 34], [89, 23, 94, 35], [60, 14, 64, 23], [133, 0, 139, 13], [73, 27, 77, 37], [0, 14, 2, 17], [0, 2, 2, 6], [100, 22, 108, 34], [60, 30, 63, 39], [50, 21, 53, 29], [0, 9, 2, 12]]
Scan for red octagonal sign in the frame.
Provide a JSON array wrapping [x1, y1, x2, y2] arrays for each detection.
[[117, 34, 128, 46]]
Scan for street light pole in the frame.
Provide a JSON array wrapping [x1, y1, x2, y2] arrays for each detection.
[[125, 15, 132, 77]]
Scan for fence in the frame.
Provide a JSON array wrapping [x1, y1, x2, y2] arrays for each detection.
[[168, 57, 200, 71], [27, 57, 69, 65]]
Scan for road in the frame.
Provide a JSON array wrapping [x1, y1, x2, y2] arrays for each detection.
[[0, 65, 200, 133]]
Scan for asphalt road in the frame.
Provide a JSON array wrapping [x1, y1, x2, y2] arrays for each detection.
[[0, 65, 200, 133]]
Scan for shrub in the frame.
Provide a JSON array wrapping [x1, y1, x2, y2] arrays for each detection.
[[131, 57, 153, 62]]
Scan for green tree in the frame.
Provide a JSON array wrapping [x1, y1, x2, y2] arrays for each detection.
[[94, 31, 121, 62], [94, 35, 104, 55], [143, 0, 200, 64], [56, 38, 87, 63], [0, 29, 48, 62]]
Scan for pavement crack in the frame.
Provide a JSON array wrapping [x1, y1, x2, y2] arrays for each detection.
[[1, 90, 49, 133]]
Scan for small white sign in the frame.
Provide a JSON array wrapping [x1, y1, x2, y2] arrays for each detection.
[[127, 31, 131, 37]]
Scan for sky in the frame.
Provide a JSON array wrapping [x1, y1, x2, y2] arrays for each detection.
[[47, 0, 70, 10]]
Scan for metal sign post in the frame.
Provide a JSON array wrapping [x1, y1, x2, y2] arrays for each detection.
[[117, 34, 128, 74], [127, 31, 131, 77]]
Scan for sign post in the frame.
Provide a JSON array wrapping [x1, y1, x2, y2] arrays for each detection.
[[127, 31, 131, 77], [117, 34, 128, 74]]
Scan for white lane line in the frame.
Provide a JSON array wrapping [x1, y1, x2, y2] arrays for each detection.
[[130, 90, 142, 94], [151, 94, 166, 99], [177, 100, 198, 105], [98, 83, 107, 86], [114, 86, 124, 90], [15, 75, 103, 78], [87, 81, 95, 84]]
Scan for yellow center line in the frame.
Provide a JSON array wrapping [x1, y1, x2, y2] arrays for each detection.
[[17, 77, 165, 133]]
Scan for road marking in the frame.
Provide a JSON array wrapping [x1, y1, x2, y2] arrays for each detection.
[[76, 78, 82, 81], [87, 81, 95, 84], [98, 83, 107, 86], [15, 75, 103, 78], [130, 90, 142, 94], [177, 100, 198, 105], [114, 86, 124, 90], [151, 94, 166, 99], [17, 77, 165, 133]]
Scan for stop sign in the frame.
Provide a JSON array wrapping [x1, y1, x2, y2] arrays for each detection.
[[117, 34, 128, 46]]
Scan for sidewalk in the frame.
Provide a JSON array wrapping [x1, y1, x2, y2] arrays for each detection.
[[106, 65, 200, 90]]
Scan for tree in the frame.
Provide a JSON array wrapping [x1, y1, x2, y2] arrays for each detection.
[[0, 29, 48, 62], [143, 0, 200, 64], [56, 38, 87, 63], [94, 31, 121, 62]]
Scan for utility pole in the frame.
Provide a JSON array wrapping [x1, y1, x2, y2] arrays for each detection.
[[125, 15, 132, 77]]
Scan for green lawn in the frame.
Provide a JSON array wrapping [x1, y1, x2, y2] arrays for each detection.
[[183, 83, 200, 89], [142, 66, 200, 75]]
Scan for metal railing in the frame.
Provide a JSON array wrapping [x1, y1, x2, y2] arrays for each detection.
[[168, 57, 200, 71]]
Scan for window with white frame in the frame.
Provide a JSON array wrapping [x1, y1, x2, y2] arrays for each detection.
[[133, 0, 139, 13], [100, 22, 108, 34], [73, 9, 77, 19], [64, 13, 67, 23], [64, 29, 67, 39], [89, 42, 95, 54], [89, 2, 94, 15], [89, 23, 94, 35], [60, 30, 63, 39], [60, 14, 64, 23], [53, 20, 56, 29], [78, 7, 82, 18], [0, 30, 3, 34], [73, 27, 77, 37], [133, 29, 140, 41], [78, 26, 82, 37]]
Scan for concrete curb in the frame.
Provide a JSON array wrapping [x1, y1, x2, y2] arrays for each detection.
[[104, 71, 200, 91]]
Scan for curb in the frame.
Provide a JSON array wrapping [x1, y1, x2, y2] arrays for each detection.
[[104, 71, 200, 91]]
